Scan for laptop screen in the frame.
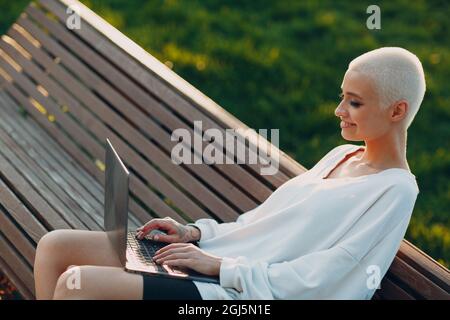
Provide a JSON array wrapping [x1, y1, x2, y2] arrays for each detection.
[[104, 138, 129, 266]]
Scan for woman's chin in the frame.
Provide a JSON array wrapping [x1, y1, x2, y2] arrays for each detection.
[[340, 134, 360, 141]]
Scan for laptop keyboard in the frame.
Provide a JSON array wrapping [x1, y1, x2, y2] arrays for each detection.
[[126, 231, 185, 275]]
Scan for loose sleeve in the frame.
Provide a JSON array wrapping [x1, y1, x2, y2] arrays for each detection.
[[192, 206, 260, 242], [219, 183, 418, 299]]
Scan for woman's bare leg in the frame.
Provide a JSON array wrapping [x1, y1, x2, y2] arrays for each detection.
[[34, 229, 123, 300], [53, 265, 143, 300]]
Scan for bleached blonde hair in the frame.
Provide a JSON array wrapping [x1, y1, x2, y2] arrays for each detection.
[[348, 47, 426, 129]]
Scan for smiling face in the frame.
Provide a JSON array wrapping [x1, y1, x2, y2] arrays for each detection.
[[335, 70, 398, 142]]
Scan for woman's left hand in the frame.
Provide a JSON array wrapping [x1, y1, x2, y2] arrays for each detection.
[[153, 243, 223, 276]]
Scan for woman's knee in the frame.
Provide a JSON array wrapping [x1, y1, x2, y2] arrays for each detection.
[[36, 229, 73, 257], [53, 266, 82, 300]]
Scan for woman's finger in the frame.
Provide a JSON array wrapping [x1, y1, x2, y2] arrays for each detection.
[[163, 258, 194, 269], [153, 247, 193, 260], [156, 243, 193, 255], [137, 219, 168, 239], [155, 252, 191, 264]]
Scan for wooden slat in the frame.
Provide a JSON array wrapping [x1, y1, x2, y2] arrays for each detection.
[[387, 255, 449, 299], [0, 137, 92, 230], [47, 0, 306, 183], [0, 180, 40, 265], [0, 172, 48, 244], [0, 106, 105, 227], [0, 91, 105, 206], [40, 0, 291, 196], [0, 90, 101, 208], [0, 89, 141, 230], [0, 254, 33, 300], [0, 100, 103, 228], [377, 275, 416, 300], [0, 99, 101, 232], [0, 126, 103, 231], [0, 42, 177, 225], [33, 0, 271, 211], [17, 8, 246, 220], [397, 239, 450, 293], [0, 231, 35, 297], [0, 97, 147, 232], [0, 137, 72, 230], [6, 18, 237, 222], [0, 74, 153, 227]]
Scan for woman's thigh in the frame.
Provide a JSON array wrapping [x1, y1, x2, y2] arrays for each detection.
[[37, 229, 122, 268], [54, 265, 143, 299], [54, 266, 203, 300]]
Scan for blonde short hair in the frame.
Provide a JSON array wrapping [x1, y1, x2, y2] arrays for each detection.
[[348, 47, 426, 129]]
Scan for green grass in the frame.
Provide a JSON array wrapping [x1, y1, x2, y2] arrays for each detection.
[[0, 0, 448, 269]]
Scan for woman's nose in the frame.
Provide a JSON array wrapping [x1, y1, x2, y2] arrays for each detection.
[[335, 103, 347, 117]]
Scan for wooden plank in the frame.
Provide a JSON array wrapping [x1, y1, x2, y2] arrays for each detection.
[[11, 15, 241, 222], [0, 231, 35, 297], [0, 91, 104, 208], [0, 172, 48, 244], [0, 117, 102, 231], [0, 91, 141, 230], [46, 0, 305, 183], [0, 79, 155, 226], [0, 75, 89, 230], [388, 255, 449, 299], [0, 137, 93, 230], [0, 254, 33, 300], [14, 11, 251, 220], [0, 44, 178, 225], [40, 0, 288, 198], [30, 1, 279, 213], [0, 124, 103, 231], [0, 144, 72, 230], [0, 91, 104, 204], [397, 240, 450, 293], [377, 275, 415, 300], [0, 105, 105, 227], [0, 183, 40, 265]]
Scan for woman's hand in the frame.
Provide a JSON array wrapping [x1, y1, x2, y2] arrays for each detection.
[[153, 243, 223, 276], [135, 217, 200, 243]]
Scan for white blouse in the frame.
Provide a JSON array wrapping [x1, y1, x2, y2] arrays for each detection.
[[191, 144, 420, 300]]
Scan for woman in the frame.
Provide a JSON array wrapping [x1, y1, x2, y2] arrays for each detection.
[[34, 47, 425, 300]]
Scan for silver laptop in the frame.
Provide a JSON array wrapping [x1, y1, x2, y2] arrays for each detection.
[[104, 138, 220, 284]]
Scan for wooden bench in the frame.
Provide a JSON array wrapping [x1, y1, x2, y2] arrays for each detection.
[[0, 0, 448, 300]]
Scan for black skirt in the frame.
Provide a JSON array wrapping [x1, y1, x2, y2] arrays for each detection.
[[141, 274, 203, 300]]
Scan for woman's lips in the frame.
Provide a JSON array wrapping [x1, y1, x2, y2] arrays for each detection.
[[340, 121, 356, 128]]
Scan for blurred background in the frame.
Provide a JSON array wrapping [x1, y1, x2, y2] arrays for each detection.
[[0, 0, 448, 299]]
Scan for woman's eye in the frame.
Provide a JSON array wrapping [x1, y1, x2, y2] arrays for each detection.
[[350, 100, 362, 107], [339, 93, 362, 107]]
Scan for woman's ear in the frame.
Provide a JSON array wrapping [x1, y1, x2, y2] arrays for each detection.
[[390, 99, 408, 122]]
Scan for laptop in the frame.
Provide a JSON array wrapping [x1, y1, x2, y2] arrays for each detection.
[[103, 138, 220, 284]]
